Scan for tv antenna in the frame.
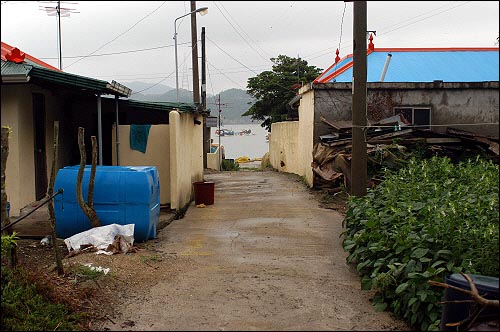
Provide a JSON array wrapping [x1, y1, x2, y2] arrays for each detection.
[[39, 1, 79, 70]]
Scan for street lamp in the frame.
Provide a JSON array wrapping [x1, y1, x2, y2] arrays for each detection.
[[174, 6, 208, 102]]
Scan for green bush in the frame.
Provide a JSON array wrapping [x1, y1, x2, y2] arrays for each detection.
[[342, 156, 499, 331], [222, 159, 240, 171], [1, 232, 19, 258]]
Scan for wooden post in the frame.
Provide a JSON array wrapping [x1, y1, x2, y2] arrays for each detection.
[[47, 121, 64, 275], [76, 127, 101, 228], [1, 126, 10, 232], [351, 0, 368, 197], [1, 126, 17, 267], [88, 136, 98, 209]]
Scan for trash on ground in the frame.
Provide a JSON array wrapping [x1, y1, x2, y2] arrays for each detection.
[[40, 235, 51, 246], [64, 223, 135, 254], [83, 263, 110, 275]]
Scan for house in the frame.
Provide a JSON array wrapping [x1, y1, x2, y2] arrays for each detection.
[[1, 41, 205, 217], [269, 35, 499, 187]]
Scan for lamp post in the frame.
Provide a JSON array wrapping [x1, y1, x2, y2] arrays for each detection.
[[174, 6, 208, 102]]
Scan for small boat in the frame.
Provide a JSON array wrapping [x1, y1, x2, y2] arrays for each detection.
[[239, 129, 252, 135], [215, 128, 235, 136]]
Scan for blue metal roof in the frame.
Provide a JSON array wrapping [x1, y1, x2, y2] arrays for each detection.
[[315, 48, 499, 83]]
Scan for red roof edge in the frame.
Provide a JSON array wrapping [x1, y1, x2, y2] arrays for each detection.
[[314, 49, 374, 84], [1, 41, 61, 71], [373, 47, 499, 52]]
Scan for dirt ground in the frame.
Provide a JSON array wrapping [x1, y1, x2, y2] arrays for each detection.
[[8, 169, 409, 331]]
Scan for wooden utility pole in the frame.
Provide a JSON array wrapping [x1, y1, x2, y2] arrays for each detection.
[[190, 1, 200, 104], [351, 0, 368, 197], [191, 1, 208, 168], [201, 26, 211, 168], [201, 27, 207, 113]]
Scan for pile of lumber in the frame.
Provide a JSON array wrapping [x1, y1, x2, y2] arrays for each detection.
[[312, 115, 499, 192]]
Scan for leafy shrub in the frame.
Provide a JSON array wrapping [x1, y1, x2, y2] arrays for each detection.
[[342, 156, 499, 331], [1, 232, 19, 257], [222, 159, 240, 171]]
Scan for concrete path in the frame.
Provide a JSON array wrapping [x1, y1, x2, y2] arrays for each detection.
[[105, 170, 407, 331]]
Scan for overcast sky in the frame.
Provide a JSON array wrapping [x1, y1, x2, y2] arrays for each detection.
[[1, 1, 498, 97]]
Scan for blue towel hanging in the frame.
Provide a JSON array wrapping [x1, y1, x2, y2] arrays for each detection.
[[130, 124, 151, 153]]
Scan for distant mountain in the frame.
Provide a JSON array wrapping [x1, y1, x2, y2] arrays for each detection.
[[123, 81, 173, 95], [207, 88, 257, 125], [128, 87, 257, 124]]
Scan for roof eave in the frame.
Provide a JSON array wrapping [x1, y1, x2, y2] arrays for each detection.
[[106, 80, 132, 98], [1, 74, 30, 83]]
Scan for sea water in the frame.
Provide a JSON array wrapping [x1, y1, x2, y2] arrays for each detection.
[[210, 123, 270, 159]]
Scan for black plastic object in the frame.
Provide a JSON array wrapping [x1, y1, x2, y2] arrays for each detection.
[[440, 273, 499, 331]]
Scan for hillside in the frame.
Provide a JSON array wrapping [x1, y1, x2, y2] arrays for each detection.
[[126, 84, 256, 124]]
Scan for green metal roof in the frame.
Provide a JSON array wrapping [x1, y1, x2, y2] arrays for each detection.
[[123, 99, 200, 113], [1, 60, 131, 97], [1, 60, 31, 76], [2, 60, 202, 112]]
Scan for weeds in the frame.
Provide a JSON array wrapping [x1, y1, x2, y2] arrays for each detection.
[[342, 156, 499, 330], [140, 254, 163, 264], [1, 267, 85, 331], [222, 159, 240, 171]]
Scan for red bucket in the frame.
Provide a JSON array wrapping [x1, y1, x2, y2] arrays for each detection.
[[192, 181, 215, 205]]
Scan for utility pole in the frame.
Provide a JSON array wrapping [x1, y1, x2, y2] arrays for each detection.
[[57, 1, 62, 69], [190, 1, 207, 168], [201, 26, 210, 168], [201, 27, 207, 111], [217, 94, 222, 171], [351, 0, 367, 197], [190, 1, 201, 104]]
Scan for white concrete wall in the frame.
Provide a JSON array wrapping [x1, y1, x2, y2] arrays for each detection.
[[269, 121, 300, 174], [112, 125, 170, 205], [2, 85, 32, 216], [268, 89, 316, 188], [169, 111, 204, 210], [207, 144, 222, 170], [298, 88, 315, 187], [2, 85, 73, 216]]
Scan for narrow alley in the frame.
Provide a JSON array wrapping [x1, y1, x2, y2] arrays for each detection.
[[103, 169, 408, 331]]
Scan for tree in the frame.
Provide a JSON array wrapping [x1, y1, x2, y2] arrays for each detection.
[[243, 55, 322, 131]]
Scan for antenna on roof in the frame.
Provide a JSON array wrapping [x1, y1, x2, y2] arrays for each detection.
[[39, 1, 79, 70]]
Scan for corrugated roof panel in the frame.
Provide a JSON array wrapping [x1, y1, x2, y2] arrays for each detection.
[[2, 41, 131, 97], [28, 66, 131, 97], [124, 99, 198, 113], [318, 49, 499, 83], [1, 60, 31, 76]]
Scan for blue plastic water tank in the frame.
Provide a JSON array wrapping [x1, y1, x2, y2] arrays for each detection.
[[54, 165, 160, 242]]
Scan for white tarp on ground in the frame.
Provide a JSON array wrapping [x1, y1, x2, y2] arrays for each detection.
[[64, 223, 135, 252]]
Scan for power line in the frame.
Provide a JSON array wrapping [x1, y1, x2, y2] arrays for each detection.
[[303, 1, 474, 63], [128, 70, 175, 97], [213, 1, 272, 63], [206, 36, 262, 76], [378, 1, 472, 36], [38, 41, 190, 59], [207, 60, 246, 90], [63, 1, 168, 70]]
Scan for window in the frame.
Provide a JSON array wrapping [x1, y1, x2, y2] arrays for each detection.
[[394, 107, 431, 129]]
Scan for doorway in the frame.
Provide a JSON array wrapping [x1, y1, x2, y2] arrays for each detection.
[[33, 93, 47, 201]]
